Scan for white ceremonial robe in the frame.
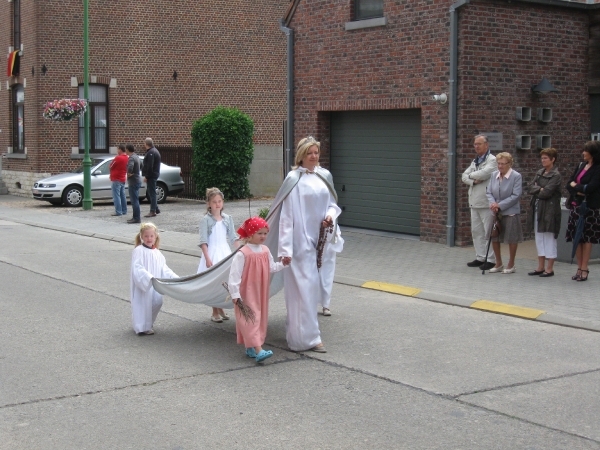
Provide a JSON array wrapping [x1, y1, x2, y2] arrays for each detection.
[[279, 168, 341, 351], [130, 245, 178, 333], [318, 226, 344, 309]]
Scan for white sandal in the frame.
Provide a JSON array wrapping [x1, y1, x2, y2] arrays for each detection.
[[322, 307, 331, 316]]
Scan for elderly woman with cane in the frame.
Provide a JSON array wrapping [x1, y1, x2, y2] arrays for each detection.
[[486, 152, 523, 274], [565, 140, 600, 281], [526, 148, 562, 277]]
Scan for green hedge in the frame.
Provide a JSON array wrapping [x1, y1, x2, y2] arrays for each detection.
[[191, 106, 254, 200]]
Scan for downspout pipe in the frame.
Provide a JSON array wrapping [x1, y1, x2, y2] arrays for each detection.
[[447, 0, 470, 247], [279, 20, 294, 177]]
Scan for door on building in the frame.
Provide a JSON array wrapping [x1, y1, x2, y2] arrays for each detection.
[[330, 109, 421, 235]]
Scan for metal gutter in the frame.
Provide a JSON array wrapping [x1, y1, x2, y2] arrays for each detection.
[[505, 0, 599, 10], [447, 0, 471, 247], [279, 20, 294, 176]]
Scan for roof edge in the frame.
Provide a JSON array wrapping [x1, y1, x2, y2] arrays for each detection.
[[506, 0, 600, 10], [283, 0, 600, 27]]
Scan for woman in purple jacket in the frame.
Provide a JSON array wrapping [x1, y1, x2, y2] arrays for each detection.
[[565, 141, 600, 282]]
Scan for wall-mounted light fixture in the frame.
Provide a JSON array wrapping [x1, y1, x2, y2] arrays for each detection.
[[531, 77, 558, 94], [41, 64, 47, 75], [432, 93, 448, 104], [172, 70, 178, 81]]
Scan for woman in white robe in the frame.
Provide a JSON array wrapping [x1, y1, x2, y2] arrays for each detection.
[[279, 136, 341, 352], [131, 223, 178, 335]]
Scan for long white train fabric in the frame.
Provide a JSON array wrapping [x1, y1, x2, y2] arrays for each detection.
[[151, 168, 337, 309]]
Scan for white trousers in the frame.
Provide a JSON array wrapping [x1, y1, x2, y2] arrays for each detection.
[[471, 207, 495, 263], [534, 212, 557, 259], [318, 245, 336, 309]]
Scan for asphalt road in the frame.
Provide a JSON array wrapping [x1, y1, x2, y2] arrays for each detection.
[[1, 210, 600, 449]]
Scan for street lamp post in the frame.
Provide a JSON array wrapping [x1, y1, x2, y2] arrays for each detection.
[[82, 0, 92, 210]]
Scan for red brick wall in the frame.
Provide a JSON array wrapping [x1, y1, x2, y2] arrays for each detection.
[[2, 0, 287, 175], [455, 1, 590, 245], [289, 0, 591, 244]]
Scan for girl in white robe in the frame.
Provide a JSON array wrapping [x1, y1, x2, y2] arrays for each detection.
[[197, 187, 238, 323], [130, 222, 178, 335], [279, 137, 341, 352]]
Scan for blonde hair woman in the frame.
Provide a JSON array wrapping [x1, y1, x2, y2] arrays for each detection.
[[485, 152, 523, 274], [276, 136, 342, 352]]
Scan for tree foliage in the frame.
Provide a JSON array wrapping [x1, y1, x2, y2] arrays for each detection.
[[191, 106, 254, 200]]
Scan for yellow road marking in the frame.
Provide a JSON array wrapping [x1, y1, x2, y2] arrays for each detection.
[[362, 281, 421, 297], [470, 300, 545, 319]]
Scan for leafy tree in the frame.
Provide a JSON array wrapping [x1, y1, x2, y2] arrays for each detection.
[[191, 106, 254, 200]]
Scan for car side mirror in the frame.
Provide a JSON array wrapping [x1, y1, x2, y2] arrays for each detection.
[[92, 170, 102, 176]]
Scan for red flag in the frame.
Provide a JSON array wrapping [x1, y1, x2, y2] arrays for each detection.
[[7, 50, 20, 77]]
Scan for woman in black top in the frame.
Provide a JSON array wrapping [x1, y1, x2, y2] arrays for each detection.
[[565, 140, 600, 281]]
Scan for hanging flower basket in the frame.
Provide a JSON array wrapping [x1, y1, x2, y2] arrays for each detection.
[[43, 99, 88, 122]]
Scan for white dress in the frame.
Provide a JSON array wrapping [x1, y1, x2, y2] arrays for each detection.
[[279, 168, 341, 351], [130, 245, 178, 333], [197, 221, 232, 273]]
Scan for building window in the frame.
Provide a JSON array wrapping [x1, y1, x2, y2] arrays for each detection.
[[12, 85, 25, 153], [78, 84, 108, 153], [13, 0, 21, 49], [355, 0, 383, 20]]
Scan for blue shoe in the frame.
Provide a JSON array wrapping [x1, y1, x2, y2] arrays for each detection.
[[245, 348, 257, 358], [255, 350, 273, 363]]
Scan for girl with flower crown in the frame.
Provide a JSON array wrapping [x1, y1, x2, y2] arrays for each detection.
[[130, 222, 178, 335], [228, 217, 289, 363]]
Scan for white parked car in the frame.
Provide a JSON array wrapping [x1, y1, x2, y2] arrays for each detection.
[[32, 155, 184, 207]]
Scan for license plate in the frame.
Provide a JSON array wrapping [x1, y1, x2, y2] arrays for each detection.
[[33, 189, 39, 194]]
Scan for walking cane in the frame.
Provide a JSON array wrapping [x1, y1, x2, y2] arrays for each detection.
[[481, 216, 498, 275]]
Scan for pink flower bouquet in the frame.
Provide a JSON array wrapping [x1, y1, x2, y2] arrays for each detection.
[[43, 99, 88, 121]]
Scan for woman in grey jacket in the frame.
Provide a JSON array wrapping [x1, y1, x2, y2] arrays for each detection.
[[526, 148, 562, 277], [486, 152, 523, 274]]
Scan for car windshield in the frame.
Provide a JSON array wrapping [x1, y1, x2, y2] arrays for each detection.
[[70, 159, 107, 173]]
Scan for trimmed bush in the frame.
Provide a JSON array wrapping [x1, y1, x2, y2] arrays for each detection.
[[191, 106, 254, 200]]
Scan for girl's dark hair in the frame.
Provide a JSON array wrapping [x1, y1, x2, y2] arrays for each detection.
[[584, 140, 600, 164]]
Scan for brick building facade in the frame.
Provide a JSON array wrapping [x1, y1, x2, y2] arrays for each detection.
[[1, 0, 288, 198], [284, 0, 600, 244]]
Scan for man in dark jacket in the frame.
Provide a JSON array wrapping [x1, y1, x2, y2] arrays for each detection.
[[126, 144, 142, 224], [141, 137, 161, 217]]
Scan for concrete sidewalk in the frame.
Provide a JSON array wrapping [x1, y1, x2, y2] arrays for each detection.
[[1, 194, 598, 332]]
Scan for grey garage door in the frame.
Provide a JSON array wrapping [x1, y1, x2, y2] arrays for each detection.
[[330, 109, 421, 235]]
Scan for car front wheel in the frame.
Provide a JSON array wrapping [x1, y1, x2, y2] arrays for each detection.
[[156, 182, 168, 204], [62, 185, 83, 207]]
